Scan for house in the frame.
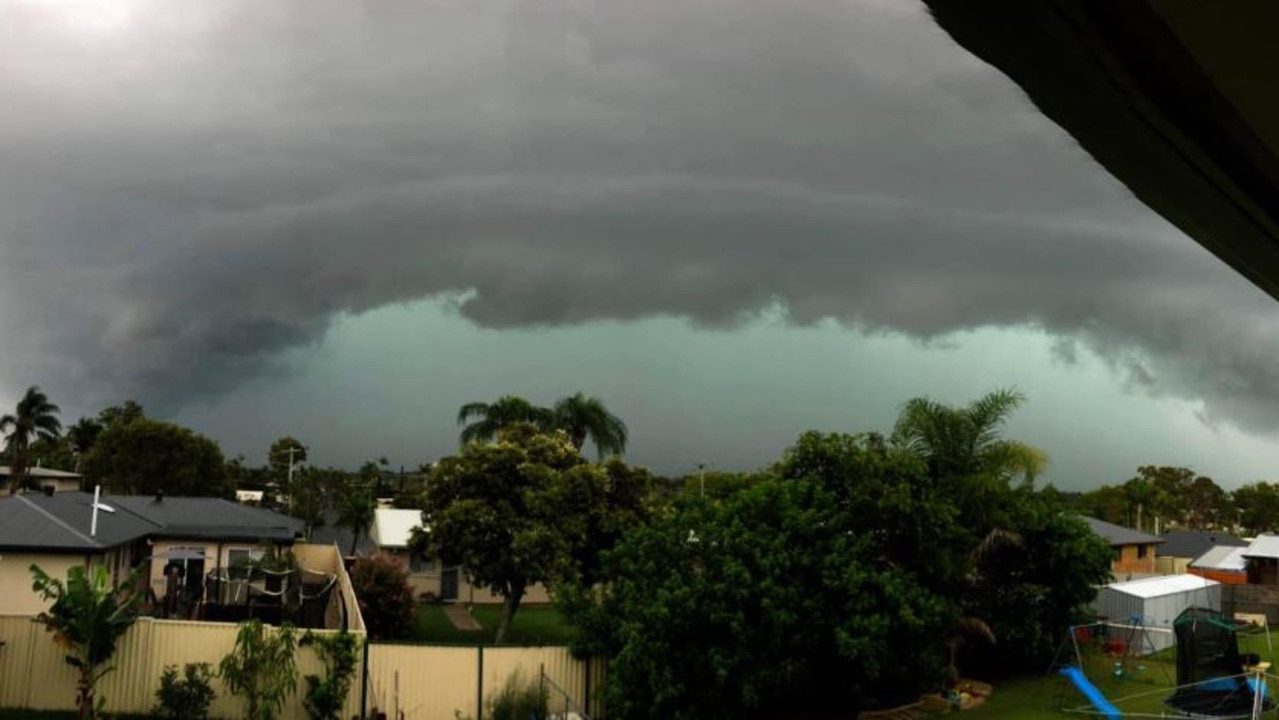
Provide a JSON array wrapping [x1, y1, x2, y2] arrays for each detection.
[[309, 509, 379, 558], [1157, 530, 1248, 575], [1241, 535, 1279, 585], [370, 507, 551, 604], [1188, 546, 1249, 585], [0, 490, 350, 625], [1082, 516, 1163, 577], [0, 466, 84, 494]]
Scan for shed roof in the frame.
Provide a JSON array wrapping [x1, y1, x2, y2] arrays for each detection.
[[371, 508, 423, 549], [1082, 516, 1163, 547], [1243, 534, 1279, 560], [1106, 574, 1220, 600], [1190, 546, 1249, 572]]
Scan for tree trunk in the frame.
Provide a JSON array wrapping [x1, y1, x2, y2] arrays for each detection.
[[494, 585, 526, 645], [349, 524, 362, 556], [9, 441, 27, 495]]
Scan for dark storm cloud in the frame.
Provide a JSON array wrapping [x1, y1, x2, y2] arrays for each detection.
[[4, 0, 1279, 435]]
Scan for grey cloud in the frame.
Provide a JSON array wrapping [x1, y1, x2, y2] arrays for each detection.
[[5, 0, 1279, 438]]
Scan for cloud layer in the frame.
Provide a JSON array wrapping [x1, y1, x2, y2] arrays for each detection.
[[4, 0, 1279, 436]]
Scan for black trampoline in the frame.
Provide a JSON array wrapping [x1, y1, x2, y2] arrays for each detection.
[[1165, 607, 1273, 718]]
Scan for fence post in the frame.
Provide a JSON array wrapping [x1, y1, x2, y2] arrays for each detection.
[[360, 638, 369, 718], [584, 655, 591, 718], [476, 646, 485, 720]]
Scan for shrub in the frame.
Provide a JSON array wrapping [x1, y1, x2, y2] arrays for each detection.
[[154, 663, 216, 720], [487, 670, 547, 720], [218, 619, 298, 720], [349, 556, 415, 640]]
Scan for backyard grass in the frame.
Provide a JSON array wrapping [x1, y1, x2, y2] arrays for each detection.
[[412, 603, 576, 645], [967, 628, 1279, 719]]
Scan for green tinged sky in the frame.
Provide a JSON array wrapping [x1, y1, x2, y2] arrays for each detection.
[[5, 1, 1279, 489]]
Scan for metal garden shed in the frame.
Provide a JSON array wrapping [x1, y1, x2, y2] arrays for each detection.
[[1097, 574, 1221, 654]]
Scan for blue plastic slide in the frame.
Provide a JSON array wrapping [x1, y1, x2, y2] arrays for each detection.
[[1060, 665, 1121, 720]]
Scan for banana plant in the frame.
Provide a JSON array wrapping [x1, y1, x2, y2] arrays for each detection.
[[30, 563, 144, 719]]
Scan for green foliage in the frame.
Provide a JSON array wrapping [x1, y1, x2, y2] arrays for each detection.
[[457, 393, 629, 460], [1234, 481, 1279, 535], [268, 436, 307, 480], [30, 563, 144, 719], [96, 401, 145, 429], [414, 425, 648, 642], [83, 418, 230, 497], [457, 396, 551, 445], [562, 479, 951, 719], [486, 671, 548, 720], [549, 392, 628, 459], [300, 630, 360, 720], [1, 385, 62, 494], [568, 392, 1113, 717], [153, 663, 216, 720], [1073, 466, 1232, 532], [348, 556, 415, 640], [218, 620, 298, 720], [335, 483, 376, 555]]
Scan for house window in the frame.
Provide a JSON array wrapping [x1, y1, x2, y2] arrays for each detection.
[[227, 548, 267, 579], [1137, 545, 1148, 559], [409, 554, 436, 574]]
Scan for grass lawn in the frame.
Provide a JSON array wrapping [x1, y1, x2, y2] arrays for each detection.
[[968, 628, 1279, 720], [412, 603, 576, 645]]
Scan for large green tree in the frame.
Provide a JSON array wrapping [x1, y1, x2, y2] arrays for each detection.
[[562, 478, 952, 718], [1234, 482, 1279, 535], [414, 425, 634, 642], [549, 392, 628, 460], [268, 436, 308, 481], [1, 386, 63, 494], [83, 419, 231, 497]]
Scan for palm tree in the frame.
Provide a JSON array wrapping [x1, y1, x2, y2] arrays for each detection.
[[336, 484, 376, 556], [549, 392, 628, 460], [66, 417, 103, 473], [1, 386, 62, 495], [890, 388, 1045, 482], [456, 396, 550, 445]]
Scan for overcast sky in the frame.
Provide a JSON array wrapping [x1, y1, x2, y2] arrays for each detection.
[[5, 0, 1279, 488]]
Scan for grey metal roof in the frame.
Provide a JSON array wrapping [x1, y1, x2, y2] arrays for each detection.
[[110, 495, 303, 543], [1157, 530, 1247, 559], [0, 493, 161, 552], [0, 492, 301, 552], [1190, 546, 1249, 572], [1244, 534, 1279, 560], [1082, 516, 1163, 547]]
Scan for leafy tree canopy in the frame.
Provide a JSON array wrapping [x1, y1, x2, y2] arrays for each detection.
[[413, 425, 649, 642], [83, 418, 231, 497]]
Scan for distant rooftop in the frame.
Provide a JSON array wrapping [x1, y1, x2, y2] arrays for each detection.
[[1243, 534, 1279, 560], [0, 466, 82, 479], [372, 508, 424, 549], [1191, 545, 1249, 572], [1158, 530, 1247, 559], [1082, 516, 1163, 547]]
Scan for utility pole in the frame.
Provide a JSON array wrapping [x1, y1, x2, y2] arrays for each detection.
[[287, 445, 300, 487], [698, 463, 706, 499]]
